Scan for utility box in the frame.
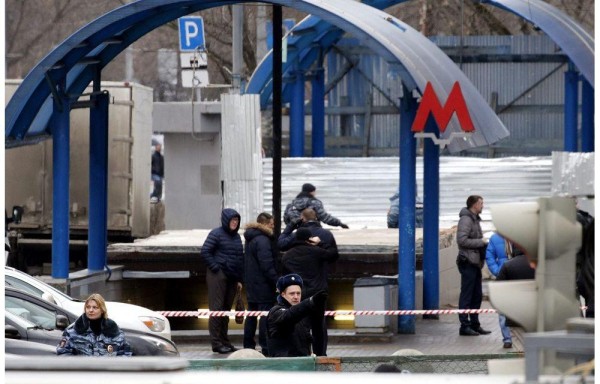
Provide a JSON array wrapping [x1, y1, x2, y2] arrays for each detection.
[[353, 276, 398, 334]]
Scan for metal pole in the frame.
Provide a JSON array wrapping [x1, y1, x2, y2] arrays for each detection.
[[581, 78, 594, 152], [290, 69, 305, 157], [88, 91, 109, 271], [255, 5, 267, 61], [564, 63, 579, 152], [398, 85, 417, 334], [232, 4, 243, 92], [311, 68, 325, 157], [52, 89, 71, 279], [272, 5, 283, 234], [422, 118, 440, 316]]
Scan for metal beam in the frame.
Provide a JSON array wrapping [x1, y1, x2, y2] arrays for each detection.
[[88, 91, 110, 272], [51, 89, 71, 279], [398, 86, 417, 334]]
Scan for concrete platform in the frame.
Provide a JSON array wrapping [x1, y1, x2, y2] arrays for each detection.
[[107, 227, 457, 276]]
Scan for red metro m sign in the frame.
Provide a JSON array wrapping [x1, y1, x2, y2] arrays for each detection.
[[411, 81, 475, 148]]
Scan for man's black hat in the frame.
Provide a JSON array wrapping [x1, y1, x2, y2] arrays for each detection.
[[276, 273, 303, 293], [301, 183, 316, 193]]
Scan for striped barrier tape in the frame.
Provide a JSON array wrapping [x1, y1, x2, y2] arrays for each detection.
[[158, 308, 501, 318]]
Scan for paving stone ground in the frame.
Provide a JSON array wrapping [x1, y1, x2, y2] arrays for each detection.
[[175, 301, 523, 360]]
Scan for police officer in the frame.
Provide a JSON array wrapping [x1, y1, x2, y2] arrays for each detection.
[[266, 274, 327, 357], [57, 293, 132, 356]]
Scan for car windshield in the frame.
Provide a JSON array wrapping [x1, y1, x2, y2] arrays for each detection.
[[5, 268, 75, 302], [5, 295, 59, 330], [5, 275, 46, 296]]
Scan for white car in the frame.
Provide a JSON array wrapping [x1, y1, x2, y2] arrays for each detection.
[[4, 266, 171, 340]]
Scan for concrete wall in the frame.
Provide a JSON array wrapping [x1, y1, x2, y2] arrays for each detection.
[[164, 132, 223, 229], [439, 239, 460, 307], [154, 102, 224, 230]]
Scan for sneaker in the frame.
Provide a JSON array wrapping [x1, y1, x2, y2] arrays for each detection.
[[503, 342, 513, 349], [459, 327, 479, 336]]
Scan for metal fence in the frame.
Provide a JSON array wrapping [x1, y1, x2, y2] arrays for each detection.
[[315, 354, 521, 373], [188, 354, 522, 374]]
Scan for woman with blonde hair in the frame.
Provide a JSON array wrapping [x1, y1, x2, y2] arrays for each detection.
[[57, 293, 132, 356]]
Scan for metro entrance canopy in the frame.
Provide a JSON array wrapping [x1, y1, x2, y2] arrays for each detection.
[[247, 0, 593, 151], [6, 0, 511, 150]]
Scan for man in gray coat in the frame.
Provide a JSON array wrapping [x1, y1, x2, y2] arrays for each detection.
[[456, 195, 491, 336]]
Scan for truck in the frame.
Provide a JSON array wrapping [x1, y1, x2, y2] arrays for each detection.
[[5, 81, 153, 267]]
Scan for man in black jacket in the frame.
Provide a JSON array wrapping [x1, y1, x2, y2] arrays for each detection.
[[201, 208, 244, 354], [150, 143, 164, 201], [266, 274, 327, 357], [278, 208, 337, 251], [242, 212, 278, 355], [497, 247, 535, 281], [281, 228, 338, 356]]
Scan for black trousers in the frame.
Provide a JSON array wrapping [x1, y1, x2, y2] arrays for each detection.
[[303, 299, 327, 356], [457, 261, 482, 329], [243, 302, 273, 353], [206, 268, 237, 349]]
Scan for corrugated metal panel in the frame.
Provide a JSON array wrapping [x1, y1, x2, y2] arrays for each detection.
[[263, 156, 552, 228], [551, 152, 595, 196], [326, 35, 568, 154], [221, 94, 264, 223]]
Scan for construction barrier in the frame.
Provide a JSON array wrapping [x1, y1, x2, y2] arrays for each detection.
[[159, 308, 499, 318]]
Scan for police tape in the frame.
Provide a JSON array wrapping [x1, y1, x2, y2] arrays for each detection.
[[158, 308, 500, 318]]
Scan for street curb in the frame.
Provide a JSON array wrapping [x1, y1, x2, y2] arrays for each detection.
[[172, 329, 394, 345]]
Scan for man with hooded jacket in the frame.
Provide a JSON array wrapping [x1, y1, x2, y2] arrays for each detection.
[[242, 212, 278, 355], [201, 208, 244, 354]]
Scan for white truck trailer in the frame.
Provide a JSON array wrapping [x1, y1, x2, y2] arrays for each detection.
[[5, 81, 153, 242]]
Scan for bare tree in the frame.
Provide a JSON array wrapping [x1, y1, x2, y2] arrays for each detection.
[[5, 0, 594, 102]]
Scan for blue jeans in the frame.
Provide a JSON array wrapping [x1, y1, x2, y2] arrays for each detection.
[[498, 314, 512, 343], [151, 174, 163, 200]]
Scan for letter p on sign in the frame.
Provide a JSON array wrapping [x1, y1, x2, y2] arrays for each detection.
[[178, 17, 205, 52]]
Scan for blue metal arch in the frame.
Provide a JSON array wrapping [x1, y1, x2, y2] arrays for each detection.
[[6, 0, 509, 153], [484, 0, 593, 85], [248, 0, 594, 109], [247, 0, 405, 108]]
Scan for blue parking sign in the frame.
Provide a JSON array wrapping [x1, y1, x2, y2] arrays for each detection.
[[178, 17, 205, 52]]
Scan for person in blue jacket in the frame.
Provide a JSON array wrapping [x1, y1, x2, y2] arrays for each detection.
[[57, 293, 131, 356], [201, 208, 244, 354], [485, 232, 514, 348], [485, 232, 511, 277]]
